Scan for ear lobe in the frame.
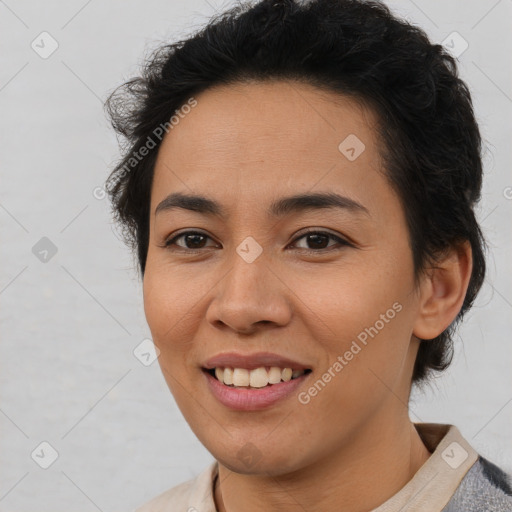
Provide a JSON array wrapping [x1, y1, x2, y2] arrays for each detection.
[[413, 241, 473, 340]]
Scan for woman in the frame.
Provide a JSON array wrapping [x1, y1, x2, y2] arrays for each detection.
[[104, 0, 512, 510]]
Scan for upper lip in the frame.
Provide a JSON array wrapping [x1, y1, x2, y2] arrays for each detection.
[[202, 351, 311, 371]]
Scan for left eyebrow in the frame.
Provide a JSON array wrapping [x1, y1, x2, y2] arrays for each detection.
[[154, 191, 370, 219]]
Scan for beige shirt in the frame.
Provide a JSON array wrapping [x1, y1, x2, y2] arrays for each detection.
[[135, 423, 479, 512]]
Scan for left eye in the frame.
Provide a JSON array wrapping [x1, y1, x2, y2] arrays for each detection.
[[291, 231, 350, 251], [163, 230, 351, 252]]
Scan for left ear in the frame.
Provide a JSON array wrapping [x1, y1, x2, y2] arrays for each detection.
[[412, 240, 473, 340]]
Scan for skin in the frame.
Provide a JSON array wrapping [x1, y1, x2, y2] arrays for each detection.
[[143, 80, 472, 512]]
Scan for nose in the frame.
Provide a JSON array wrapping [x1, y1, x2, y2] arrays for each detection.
[[205, 250, 292, 335]]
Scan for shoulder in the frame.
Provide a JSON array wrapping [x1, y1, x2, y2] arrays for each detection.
[[443, 456, 512, 511], [134, 461, 218, 512]]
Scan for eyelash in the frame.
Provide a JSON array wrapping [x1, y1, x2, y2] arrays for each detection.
[[161, 229, 353, 255]]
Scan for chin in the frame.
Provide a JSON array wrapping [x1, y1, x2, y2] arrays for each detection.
[[208, 440, 307, 477]]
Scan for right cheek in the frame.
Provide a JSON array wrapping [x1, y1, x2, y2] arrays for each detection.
[[143, 272, 169, 316], [143, 292, 171, 348]]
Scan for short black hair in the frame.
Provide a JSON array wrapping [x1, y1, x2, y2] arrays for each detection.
[[105, 0, 486, 385]]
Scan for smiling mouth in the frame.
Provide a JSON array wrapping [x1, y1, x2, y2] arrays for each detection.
[[204, 367, 312, 388]]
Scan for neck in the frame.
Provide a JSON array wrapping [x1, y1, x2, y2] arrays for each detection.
[[213, 415, 431, 512]]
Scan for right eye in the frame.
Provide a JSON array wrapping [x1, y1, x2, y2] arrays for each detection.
[[163, 230, 219, 252]]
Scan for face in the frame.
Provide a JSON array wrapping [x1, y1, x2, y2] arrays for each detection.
[[143, 80, 424, 475]]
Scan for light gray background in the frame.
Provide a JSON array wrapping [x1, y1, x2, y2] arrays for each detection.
[[1, 0, 511, 510]]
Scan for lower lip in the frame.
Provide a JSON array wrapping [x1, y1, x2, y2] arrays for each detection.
[[203, 370, 311, 411]]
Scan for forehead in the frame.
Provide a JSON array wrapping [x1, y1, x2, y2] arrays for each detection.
[[150, 80, 387, 217]]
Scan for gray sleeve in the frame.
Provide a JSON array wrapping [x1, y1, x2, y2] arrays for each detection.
[[442, 457, 512, 511]]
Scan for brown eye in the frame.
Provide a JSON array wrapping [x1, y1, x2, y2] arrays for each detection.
[[164, 231, 217, 251], [291, 230, 352, 252]]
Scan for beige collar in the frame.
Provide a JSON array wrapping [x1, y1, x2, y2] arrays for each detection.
[[370, 423, 478, 511], [138, 423, 478, 512]]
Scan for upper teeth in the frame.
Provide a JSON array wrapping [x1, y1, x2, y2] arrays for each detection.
[[214, 367, 306, 388]]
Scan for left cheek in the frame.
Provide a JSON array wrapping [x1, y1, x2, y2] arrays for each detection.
[[318, 274, 408, 355]]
